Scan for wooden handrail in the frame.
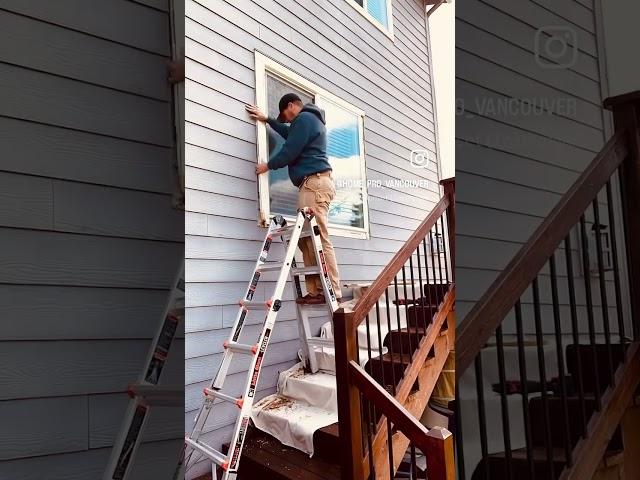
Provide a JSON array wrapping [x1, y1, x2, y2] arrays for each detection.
[[349, 360, 432, 453], [352, 194, 451, 326], [456, 130, 631, 374], [334, 181, 456, 480], [561, 342, 640, 479]]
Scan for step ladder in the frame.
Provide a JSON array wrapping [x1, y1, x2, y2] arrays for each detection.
[[182, 208, 338, 480], [102, 262, 185, 480]]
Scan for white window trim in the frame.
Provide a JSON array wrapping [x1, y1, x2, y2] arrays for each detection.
[[254, 51, 370, 240], [345, 0, 395, 39]]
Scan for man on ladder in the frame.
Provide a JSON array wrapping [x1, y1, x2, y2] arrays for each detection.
[[247, 96, 342, 304]]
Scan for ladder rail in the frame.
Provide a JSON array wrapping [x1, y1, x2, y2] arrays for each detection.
[[209, 216, 286, 392], [103, 262, 184, 480], [184, 209, 337, 479], [224, 216, 305, 475]]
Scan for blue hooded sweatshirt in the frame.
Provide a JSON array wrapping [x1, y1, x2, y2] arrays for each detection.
[[266, 103, 332, 187]]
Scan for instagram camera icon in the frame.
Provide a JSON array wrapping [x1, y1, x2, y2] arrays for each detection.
[[410, 149, 430, 169], [535, 26, 578, 69]]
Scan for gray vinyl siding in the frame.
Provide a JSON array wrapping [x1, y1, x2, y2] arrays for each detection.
[[0, 2, 183, 478], [455, 0, 628, 336], [184, 0, 438, 475], [455, 1, 631, 475]]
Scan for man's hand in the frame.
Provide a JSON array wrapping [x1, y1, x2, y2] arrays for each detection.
[[256, 163, 269, 175], [246, 104, 268, 122]]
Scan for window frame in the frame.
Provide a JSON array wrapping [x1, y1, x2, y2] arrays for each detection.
[[345, 0, 395, 39], [254, 51, 370, 240]]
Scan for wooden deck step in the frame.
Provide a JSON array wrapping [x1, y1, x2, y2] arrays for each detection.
[[313, 422, 340, 463], [236, 426, 341, 480], [529, 395, 623, 451], [384, 326, 435, 357], [471, 447, 623, 480]]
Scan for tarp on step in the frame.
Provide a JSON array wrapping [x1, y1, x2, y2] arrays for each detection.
[[251, 363, 338, 457]]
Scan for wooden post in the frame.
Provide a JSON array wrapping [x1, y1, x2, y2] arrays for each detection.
[[440, 178, 455, 281], [622, 396, 640, 480], [425, 426, 455, 480], [333, 308, 364, 480], [604, 92, 640, 340]]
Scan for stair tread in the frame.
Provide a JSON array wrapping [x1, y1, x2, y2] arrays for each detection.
[[251, 394, 337, 457], [489, 446, 623, 463], [489, 447, 568, 462], [238, 426, 341, 480]]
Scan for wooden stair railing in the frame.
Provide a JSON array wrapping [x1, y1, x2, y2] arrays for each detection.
[[334, 179, 456, 480], [456, 92, 640, 480]]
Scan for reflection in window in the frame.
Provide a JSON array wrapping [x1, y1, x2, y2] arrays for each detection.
[[349, 0, 391, 30], [266, 74, 314, 218], [316, 97, 365, 229], [366, 0, 389, 28], [260, 69, 368, 236]]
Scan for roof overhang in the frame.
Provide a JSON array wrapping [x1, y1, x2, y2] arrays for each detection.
[[425, 0, 451, 17]]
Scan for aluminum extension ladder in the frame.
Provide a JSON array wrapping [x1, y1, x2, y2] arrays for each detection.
[[102, 262, 185, 480], [182, 208, 338, 480]]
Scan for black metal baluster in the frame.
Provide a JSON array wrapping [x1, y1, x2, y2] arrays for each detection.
[[394, 276, 405, 370], [549, 254, 572, 466], [533, 277, 555, 479], [474, 355, 490, 480], [429, 229, 441, 308], [592, 200, 615, 383], [440, 215, 451, 284], [363, 393, 375, 479], [385, 292, 398, 396], [579, 215, 602, 408], [455, 376, 466, 480], [564, 235, 588, 432], [514, 300, 535, 479], [401, 266, 414, 359], [495, 325, 513, 478], [434, 222, 446, 303], [410, 444, 418, 480], [387, 418, 394, 480], [376, 301, 387, 393], [365, 313, 377, 423], [422, 239, 436, 325], [416, 245, 428, 334], [606, 181, 626, 350], [408, 256, 420, 353]]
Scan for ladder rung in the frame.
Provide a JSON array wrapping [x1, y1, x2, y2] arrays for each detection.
[[223, 341, 258, 355], [185, 437, 228, 467], [299, 303, 332, 311], [307, 337, 334, 348], [203, 388, 244, 408], [271, 225, 295, 236], [291, 266, 322, 276], [284, 230, 312, 240], [127, 384, 183, 406], [257, 263, 284, 272], [240, 299, 276, 310]]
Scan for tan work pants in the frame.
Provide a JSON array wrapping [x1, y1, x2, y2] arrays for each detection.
[[297, 172, 342, 298]]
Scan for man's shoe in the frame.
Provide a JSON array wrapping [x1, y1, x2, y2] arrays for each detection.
[[296, 294, 326, 305]]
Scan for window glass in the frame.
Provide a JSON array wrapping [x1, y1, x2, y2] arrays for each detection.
[[315, 97, 365, 229], [266, 74, 314, 217], [366, 0, 389, 28]]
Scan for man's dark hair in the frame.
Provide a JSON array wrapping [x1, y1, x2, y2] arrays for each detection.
[[278, 93, 303, 116]]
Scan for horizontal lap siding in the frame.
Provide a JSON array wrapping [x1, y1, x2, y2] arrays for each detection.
[[184, 0, 438, 475], [0, 2, 183, 478], [456, 0, 610, 322], [455, 1, 626, 475]]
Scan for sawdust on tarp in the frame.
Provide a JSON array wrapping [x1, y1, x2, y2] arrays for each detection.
[[262, 395, 294, 411], [289, 367, 308, 380]]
